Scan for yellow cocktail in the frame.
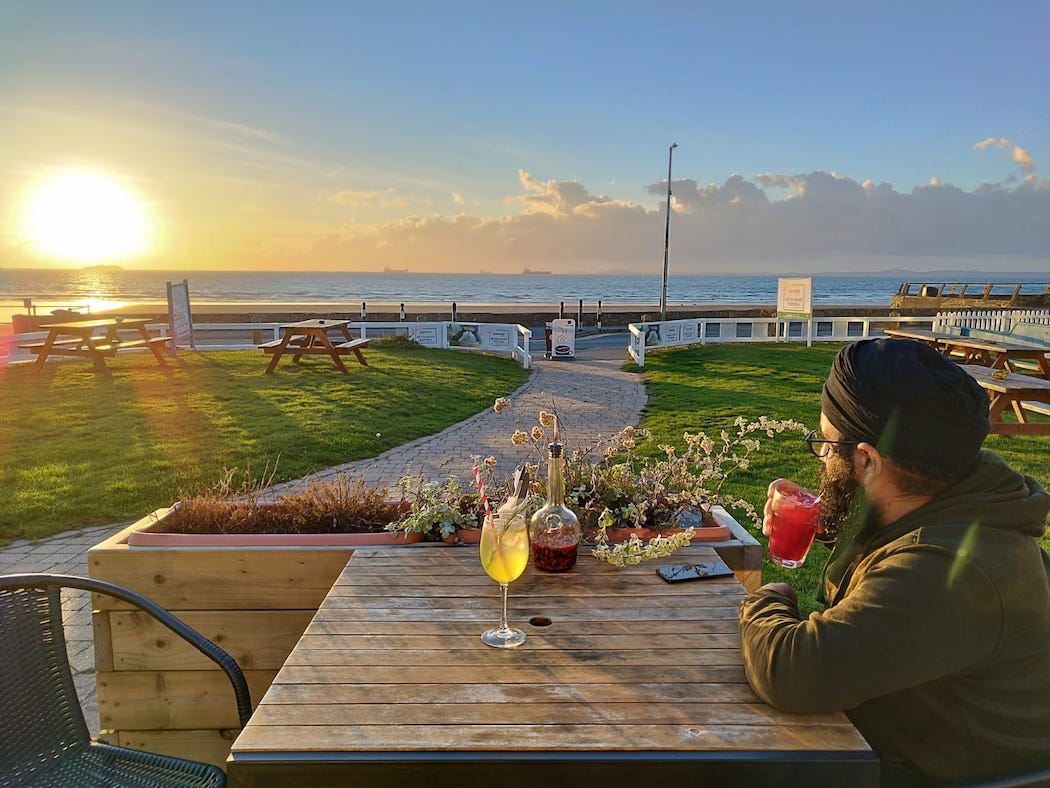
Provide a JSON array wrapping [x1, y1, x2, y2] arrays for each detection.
[[480, 517, 529, 584], [480, 513, 529, 648]]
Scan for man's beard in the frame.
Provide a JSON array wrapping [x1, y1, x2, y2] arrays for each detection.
[[818, 451, 864, 543]]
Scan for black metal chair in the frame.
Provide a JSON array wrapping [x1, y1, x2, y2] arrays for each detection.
[[0, 573, 252, 787]]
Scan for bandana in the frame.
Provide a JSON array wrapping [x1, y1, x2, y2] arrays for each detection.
[[821, 338, 990, 477]]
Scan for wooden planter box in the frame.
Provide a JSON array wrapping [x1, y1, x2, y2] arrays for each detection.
[[87, 505, 761, 769]]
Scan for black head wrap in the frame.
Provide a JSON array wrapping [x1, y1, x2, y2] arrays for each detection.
[[821, 338, 990, 477]]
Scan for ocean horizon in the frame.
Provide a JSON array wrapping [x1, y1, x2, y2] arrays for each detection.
[[2, 268, 1047, 323]]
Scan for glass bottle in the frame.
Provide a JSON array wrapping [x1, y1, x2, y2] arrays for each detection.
[[529, 441, 581, 572]]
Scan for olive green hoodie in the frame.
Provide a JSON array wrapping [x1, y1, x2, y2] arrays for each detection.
[[738, 451, 1050, 785]]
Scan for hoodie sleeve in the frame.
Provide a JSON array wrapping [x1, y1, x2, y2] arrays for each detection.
[[738, 543, 1002, 713]]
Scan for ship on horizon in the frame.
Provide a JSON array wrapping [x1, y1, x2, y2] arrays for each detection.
[[522, 268, 551, 275]]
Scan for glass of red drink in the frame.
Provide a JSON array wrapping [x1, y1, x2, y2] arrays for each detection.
[[767, 480, 823, 568]]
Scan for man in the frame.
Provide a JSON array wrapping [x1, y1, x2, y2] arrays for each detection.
[[738, 338, 1050, 786]]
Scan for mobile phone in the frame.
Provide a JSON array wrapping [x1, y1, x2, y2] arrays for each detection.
[[657, 561, 734, 583]]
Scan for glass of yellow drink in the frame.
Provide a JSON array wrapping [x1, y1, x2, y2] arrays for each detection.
[[480, 512, 529, 648]]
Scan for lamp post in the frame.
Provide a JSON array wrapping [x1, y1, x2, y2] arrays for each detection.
[[660, 142, 678, 322]]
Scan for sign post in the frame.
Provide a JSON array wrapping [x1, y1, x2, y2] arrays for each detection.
[[166, 279, 195, 353], [777, 277, 813, 346]]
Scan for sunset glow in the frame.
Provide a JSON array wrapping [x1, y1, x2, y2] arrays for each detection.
[[0, 3, 1046, 274], [21, 170, 152, 264]]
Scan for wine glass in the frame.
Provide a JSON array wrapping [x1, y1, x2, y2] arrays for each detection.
[[479, 512, 529, 648]]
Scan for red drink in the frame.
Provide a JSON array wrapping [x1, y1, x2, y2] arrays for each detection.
[[532, 532, 579, 572], [767, 481, 823, 568]]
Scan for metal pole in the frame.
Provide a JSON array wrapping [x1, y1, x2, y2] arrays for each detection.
[[660, 142, 678, 322], [361, 301, 367, 320], [577, 299, 583, 327]]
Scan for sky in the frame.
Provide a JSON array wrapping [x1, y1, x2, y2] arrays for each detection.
[[1, 0, 1048, 275]]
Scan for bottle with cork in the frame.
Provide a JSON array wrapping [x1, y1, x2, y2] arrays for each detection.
[[529, 416, 581, 571]]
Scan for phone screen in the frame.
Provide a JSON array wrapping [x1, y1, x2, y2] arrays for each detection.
[[657, 561, 734, 583]]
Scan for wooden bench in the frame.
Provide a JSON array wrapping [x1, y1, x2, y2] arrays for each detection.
[[89, 336, 173, 355], [261, 335, 370, 372], [259, 338, 370, 355], [18, 338, 84, 351], [1021, 401, 1050, 418]]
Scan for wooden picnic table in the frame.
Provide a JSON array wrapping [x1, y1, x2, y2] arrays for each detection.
[[961, 365, 1050, 436], [20, 318, 172, 379], [261, 318, 369, 374], [885, 329, 1050, 378], [227, 546, 878, 787]]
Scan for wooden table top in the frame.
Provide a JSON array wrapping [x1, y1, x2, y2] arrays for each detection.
[[883, 328, 952, 343], [279, 318, 351, 331], [39, 317, 151, 332], [962, 364, 1050, 395], [228, 546, 877, 786]]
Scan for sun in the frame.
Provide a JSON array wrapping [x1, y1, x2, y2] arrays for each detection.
[[22, 169, 152, 264]]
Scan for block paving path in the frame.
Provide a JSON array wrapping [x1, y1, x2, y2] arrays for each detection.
[[0, 333, 645, 737]]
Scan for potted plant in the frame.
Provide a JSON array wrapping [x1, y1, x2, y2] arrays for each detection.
[[387, 474, 486, 543], [123, 469, 420, 546], [88, 469, 430, 768]]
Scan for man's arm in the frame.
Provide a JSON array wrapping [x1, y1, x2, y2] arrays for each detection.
[[738, 545, 1000, 713]]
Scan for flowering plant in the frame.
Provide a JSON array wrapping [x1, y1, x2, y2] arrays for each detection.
[[494, 398, 808, 564]]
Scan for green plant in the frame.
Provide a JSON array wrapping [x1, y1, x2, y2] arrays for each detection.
[[387, 475, 483, 540]]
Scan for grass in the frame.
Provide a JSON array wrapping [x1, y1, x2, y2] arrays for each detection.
[[635, 342, 1050, 615], [0, 347, 529, 543]]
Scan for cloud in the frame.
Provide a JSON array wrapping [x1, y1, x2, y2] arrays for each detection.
[[973, 137, 1011, 151], [1013, 146, 1034, 171], [299, 166, 1049, 273], [328, 188, 409, 209], [451, 192, 464, 205], [974, 137, 1037, 174]]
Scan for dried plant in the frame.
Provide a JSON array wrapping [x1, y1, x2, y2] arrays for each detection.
[[160, 466, 405, 535]]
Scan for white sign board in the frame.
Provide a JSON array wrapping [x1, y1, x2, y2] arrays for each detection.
[[166, 279, 194, 349], [777, 277, 813, 319]]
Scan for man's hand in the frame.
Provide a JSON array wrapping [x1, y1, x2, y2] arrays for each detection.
[[757, 581, 798, 606]]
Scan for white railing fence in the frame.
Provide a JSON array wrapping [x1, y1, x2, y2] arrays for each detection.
[[933, 309, 1050, 333], [627, 314, 938, 367], [0, 321, 534, 369]]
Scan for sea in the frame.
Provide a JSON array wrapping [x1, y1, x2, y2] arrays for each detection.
[[1, 268, 1047, 324]]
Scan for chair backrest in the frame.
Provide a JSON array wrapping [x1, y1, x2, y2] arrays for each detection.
[[0, 584, 91, 775]]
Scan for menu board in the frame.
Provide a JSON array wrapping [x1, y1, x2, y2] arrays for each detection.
[[166, 279, 194, 349]]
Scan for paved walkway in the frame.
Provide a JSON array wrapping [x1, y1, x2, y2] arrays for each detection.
[[0, 333, 645, 738]]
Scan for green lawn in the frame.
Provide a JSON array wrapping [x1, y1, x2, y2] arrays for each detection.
[[635, 342, 1050, 615], [0, 346, 529, 543]]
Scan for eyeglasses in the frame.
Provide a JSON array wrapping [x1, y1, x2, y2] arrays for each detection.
[[805, 429, 859, 458]]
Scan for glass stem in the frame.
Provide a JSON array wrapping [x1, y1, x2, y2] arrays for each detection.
[[498, 582, 509, 630]]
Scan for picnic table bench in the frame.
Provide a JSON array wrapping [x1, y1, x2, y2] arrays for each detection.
[[20, 318, 173, 378], [961, 365, 1050, 436], [885, 329, 1050, 378], [261, 319, 370, 373]]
